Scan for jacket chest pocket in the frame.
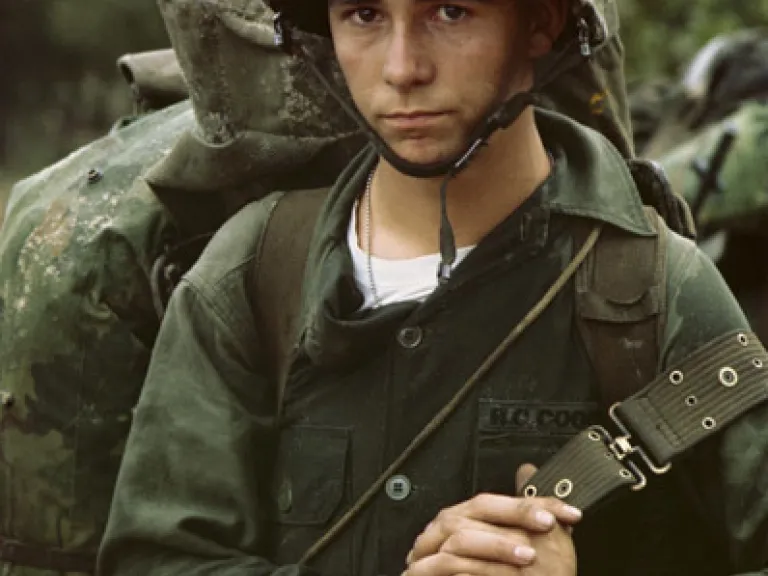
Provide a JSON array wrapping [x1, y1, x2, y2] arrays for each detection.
[[270, 424, 352, 574], [472, 400, 598, 494]]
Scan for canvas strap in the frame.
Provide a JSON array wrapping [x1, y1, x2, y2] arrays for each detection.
[[574, 207, 667, 407], [252, 187, 330, 417], [521, 329, 768, 510]]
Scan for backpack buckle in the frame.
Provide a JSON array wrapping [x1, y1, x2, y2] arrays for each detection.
[[606, 403, 672, 489]]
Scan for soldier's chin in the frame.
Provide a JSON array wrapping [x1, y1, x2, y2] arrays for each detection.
[[385, 138, 464, 171]]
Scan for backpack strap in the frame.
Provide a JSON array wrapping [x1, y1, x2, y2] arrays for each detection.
[[574, 207, 668, 407], [251, 187, 330, 416]]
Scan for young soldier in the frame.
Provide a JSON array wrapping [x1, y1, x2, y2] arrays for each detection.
[[98, 1, 768, 575]]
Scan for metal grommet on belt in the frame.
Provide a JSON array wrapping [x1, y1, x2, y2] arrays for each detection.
[[738, 333, 749, 347], [718, 367, 738, 388], [669, 370, 684, 385], [397, 327, 423, 349], [619, 468, 634, 480], [385, 474, 412, 501], [554, 479, 573, 499], [587, 430, 602, 442], [523, 485, 538, 498]]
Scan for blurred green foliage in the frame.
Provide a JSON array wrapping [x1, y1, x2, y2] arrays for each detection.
[[620, 0, 768, 78], [1, 0, 768, 188], [0, 0, 168, 181]]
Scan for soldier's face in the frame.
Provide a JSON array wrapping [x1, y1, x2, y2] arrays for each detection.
[[328, 0, 548, 166]]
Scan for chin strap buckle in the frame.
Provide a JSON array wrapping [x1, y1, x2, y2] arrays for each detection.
[[437, 262, 452, 285], [273, 13, 294, 53], [577, 18, 592, 57]]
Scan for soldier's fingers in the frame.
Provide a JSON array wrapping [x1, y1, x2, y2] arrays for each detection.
[[404, 551, 522, 576], [464, 493, 582, 529], [440, 528, 536, 567], [408, 495, 581, 566], [409, 518, 528, 564], [515, 463, 538, 491]]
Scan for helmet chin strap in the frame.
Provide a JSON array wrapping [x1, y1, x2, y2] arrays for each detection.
[[275, 14, 592, 283]]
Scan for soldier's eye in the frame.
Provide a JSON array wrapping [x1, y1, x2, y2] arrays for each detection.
[[350, 7, 381, 25], [435, 5, 468, 22]]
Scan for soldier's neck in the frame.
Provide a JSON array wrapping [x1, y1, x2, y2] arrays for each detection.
[[367, 108, 551, 260]]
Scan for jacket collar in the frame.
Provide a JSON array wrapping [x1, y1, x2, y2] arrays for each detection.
[[537, 108, 655, 236]]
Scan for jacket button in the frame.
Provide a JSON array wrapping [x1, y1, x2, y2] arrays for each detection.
[[385, 474, 412, 501], [397, 327, 423, 349]]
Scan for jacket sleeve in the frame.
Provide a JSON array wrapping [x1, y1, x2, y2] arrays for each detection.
[[661, 232, 768, 575], [97, 198, 320, 576]]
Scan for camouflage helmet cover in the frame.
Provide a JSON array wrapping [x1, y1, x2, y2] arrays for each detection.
[[148, 0, 362, 193]]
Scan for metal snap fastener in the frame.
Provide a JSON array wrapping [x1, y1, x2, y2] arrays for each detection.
[[397, 327, 423, 349], [385, 474, 412, 501], [277, 479, 293, 513]]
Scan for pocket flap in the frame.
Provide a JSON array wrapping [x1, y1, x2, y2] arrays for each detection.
[[273, 425, 350, 526], [575, 220, 663, 323], [577, 286, 661, 323]]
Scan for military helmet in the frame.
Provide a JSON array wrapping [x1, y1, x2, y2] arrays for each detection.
[[682, 29, 768, 128], [267, 0, 619, 55]]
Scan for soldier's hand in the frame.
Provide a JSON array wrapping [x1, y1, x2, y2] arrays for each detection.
[[402, 520, 576, 576], [403, 464, 580, 573]]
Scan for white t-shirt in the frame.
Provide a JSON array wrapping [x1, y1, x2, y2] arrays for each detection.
[[348, 202, 475, 310]]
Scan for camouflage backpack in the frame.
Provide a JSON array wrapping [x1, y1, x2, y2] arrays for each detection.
[[0, 1, 689, 573], [629, 28, 768, 234], [635, 30, 768, 341]]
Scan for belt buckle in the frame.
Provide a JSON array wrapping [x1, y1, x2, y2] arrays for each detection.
[[601, 402, 672, 491]]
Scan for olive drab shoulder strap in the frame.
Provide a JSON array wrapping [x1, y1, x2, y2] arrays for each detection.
[[574, 207, 668, 407], [251, 187, 331, 417], [573, 157, 696, 407]]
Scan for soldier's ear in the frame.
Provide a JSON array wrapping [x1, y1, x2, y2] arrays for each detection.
[[527, 0, 568, 58]]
